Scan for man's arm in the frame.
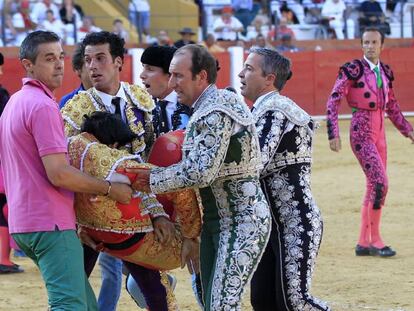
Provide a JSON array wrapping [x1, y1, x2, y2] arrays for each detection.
[[130, 112, 234, 194], [327, 67, 350, 152], [385, 87, 414, 142], [42, 153, 132, 204]]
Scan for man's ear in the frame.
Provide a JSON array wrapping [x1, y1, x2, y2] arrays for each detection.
[[21, 59, 33, 73], [265, 73, 276, 87], [198, 69, 208, 83], [114, 56, 123, 71]]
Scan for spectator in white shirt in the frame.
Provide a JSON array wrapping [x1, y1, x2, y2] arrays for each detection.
[[322, 0, 355, 39], [213, 6, 244, 41], [30, 0, 60, 25], [39, 9, 66, 42], [77, 15, 102, 42]]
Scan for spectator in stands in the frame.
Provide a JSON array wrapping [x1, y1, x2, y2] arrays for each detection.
[[359, 0, 391, 34], [268, 16, 296, 40], [59, 0, 83, 25], [112, 19, 129, 42], [77, 16, 102, 42], [201, 33, 225, 53], [30, 0, 60, 25], [322, 0, 355, 39], [253, 33, 273, 49], [213, 6, 244, 41], [39, 9, 66, 43], [129, 0, 151, 43], [280, 5, 300, 24], [155, 30, 173, 47], [8, 1, 37, 46], [232, 0, 260, 35], [275, 33, 299, 52], [174, 27, 196, 48]]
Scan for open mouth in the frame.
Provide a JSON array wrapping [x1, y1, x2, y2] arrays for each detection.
[[91, 73, 102, 80]]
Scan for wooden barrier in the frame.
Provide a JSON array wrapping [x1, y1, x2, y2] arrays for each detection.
[[1, 45, 413, 116]]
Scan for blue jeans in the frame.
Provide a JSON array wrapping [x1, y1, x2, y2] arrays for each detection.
[[97, 252, 123, 311]]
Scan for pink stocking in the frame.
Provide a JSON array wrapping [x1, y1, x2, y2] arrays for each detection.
[[358, 202, 371, 247], [369, 207, 385, 248]]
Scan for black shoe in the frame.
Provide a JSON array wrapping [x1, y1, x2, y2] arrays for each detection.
[[369, 246, 396, 257], [355, 244, 371, 256], [0, 264, 24, 274]]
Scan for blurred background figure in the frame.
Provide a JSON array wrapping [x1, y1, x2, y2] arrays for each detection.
[[359, 0, 391, 35], [38, 9, 67, 43], [201, 33, 225, 53], [276, 33, 299, 52], [112, 18, 129, 42], [155, 30, 173, 46], [59, 0, 83, 26], [8, 0, 36, 46], [253, 33, 273, 49], [232, 0, 260, 35], [77, 15, 102, 41], [129, 0, 151, 43], [30, 0, 61, 25], [268, 16, 296, 41], [213, 6, 244, 41], [174, 27, 196, 48], [322, 0, 355, 39]]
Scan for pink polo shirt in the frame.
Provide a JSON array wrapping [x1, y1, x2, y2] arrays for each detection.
[[0, 78, 75, 234]]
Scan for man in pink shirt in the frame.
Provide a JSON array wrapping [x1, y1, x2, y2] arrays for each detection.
[[0, 31, 132, 310]]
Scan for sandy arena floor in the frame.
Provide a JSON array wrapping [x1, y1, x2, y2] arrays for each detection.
[[1, 118, 413, 311]]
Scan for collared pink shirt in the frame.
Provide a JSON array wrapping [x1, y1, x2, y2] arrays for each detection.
[[0, 78, 75, 234]]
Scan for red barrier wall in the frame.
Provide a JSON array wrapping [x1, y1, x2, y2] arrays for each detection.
[[281, 47, 414, 115], [1, 47, 413, 116]]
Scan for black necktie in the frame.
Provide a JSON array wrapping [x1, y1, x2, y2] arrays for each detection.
[[158, 100, 169, 133], [111, 97, 121, 117]]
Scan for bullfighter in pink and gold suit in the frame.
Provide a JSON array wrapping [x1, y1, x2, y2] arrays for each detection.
[[326, 28, 414, 257]]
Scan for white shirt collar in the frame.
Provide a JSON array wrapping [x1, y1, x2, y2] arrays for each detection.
[[364, 55, 381, 72], [163, 90, 178, 105], [95, 84, 128, 110]]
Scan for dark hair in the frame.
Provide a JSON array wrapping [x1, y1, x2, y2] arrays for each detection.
[[0, 52, 4, 66], [81, 111, 137, 147], [175, 44, 217, 84], [113, 19, 122, 25], [249, 47, 292, 91], [72, 43, 85, 71], [361, 27, 385, 44], [19, 31, 60, 63], [82, 31, 125, 62]]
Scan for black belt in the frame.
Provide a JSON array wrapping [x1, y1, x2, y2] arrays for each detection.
[[103, 232, 145, 250]]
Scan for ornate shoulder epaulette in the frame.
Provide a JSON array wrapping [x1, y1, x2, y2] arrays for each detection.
[[192, 87, 254, 126], [381, 63, 394, 82], [340, 59, 364, 81], [254, 92, 310, 127], [123, 82, 155, 112], [61, 91, 100, 132]]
